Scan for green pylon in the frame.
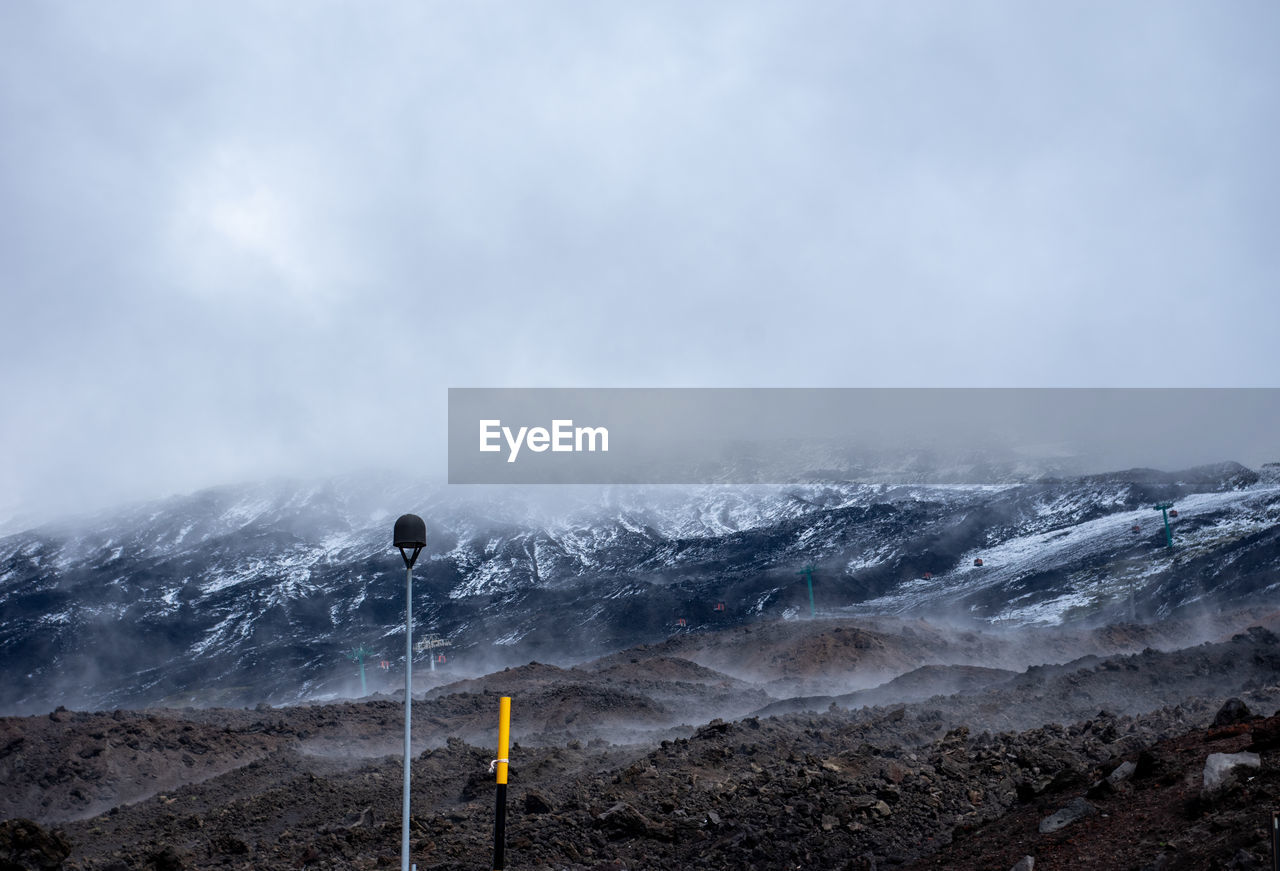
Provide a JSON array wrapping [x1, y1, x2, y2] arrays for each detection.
[[1153, 502, 1175, 548], [797, 565, 817, 618], [348, 645, 375, 696]]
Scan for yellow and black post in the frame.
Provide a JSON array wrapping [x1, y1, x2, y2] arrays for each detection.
[[493, 696, 511, 871]]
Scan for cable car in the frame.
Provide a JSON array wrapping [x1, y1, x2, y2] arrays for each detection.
[[676, 618, 687, 627], [1169, 509, 1179, 518], [436, 654, 446, 664], [973, 558, 984, 567], [1131, 524, 1141, 533], [922, 572, 932, 580], [379, 660, 390, 670], [714, 602, 725, 612]]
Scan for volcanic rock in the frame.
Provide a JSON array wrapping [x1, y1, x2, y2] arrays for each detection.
[[1212, 698, 1253, 727], [1038, 797, 1097, 834], [1202, 751, 1261, 791], [0, 818, 70, 870], [523, 791, 554, 814], [595, 802, 670, 841]]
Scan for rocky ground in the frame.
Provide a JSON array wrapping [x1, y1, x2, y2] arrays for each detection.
[[4, 613, 1280, 870]]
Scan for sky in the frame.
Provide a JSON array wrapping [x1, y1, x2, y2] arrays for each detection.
[[1, 2, 1278, 524]]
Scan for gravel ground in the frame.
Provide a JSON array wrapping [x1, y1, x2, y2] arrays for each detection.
[[4, 616, 1280, 870]]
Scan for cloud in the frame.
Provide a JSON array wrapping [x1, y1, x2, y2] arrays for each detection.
[[1, 1, 1277, 521]]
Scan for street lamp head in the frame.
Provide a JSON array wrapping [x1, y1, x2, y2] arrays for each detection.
[[394, 513, 427, 568], [394, 513, 426, 548]]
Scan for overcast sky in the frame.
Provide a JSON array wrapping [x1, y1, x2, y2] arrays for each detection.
[[1, 2, 1277, 523]]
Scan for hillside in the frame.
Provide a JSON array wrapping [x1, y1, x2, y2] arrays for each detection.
[[4, 615, 1280, 869], [1, 464, 1277, 714]]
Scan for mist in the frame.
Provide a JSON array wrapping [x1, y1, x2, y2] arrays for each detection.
[[3, 2, 1279, 526]]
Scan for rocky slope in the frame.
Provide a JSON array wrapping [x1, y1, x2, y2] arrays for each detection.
[[1, 463, 1277, 715], [4, 616, 1280, 869]]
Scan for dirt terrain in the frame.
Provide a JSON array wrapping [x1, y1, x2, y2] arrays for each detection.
[[4, 613, 1280, 870]]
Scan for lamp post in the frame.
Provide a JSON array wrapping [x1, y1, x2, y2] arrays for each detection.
[[393, 513, 426, 871]]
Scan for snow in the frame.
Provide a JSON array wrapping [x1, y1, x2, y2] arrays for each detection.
[[190, 612, 255, 656], [200, 567, 260, 596], [319, 530, 364, 556], [4, 471, 1277, 710], [846, 544, 899, 574], [603, 583, 632, 600], [855, 485, 1280, 625], [450, 557, 520, 599], [222, 494, 276, 527], [753, 589, 780, 613]]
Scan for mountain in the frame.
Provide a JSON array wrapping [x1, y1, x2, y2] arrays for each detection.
[[1, 462, 1278, 715]]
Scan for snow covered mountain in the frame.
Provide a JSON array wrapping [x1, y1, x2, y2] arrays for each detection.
[[1, 462, 1277, 715]]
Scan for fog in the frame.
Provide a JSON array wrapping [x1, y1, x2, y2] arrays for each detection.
[[2, 2, 1279, 526]]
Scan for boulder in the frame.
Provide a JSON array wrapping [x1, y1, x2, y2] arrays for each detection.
[[1107, 760, 1137, 785], [1038, 797, 1097, 834], [1213, 698, 1253, 727], [1203, 751, 1261, 791]]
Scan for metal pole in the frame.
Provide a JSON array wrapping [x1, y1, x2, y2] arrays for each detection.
[[402, 563, 413, 871], [493, 697, 511, 871], [393, 514, 426, 871], [359, 656, 367, 696]]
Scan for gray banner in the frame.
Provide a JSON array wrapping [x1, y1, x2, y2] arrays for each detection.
[[447, 388, 1280, 485]]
